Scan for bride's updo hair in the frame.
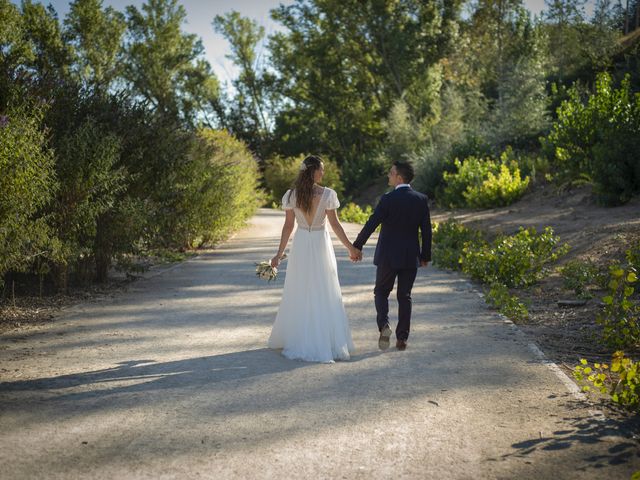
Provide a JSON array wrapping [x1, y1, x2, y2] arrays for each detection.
[[289, 155, 323, 214]]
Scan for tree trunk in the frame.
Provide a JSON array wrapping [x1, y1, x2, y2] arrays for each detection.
[[94, 215, 111, 283], [55, 263, 68, 293]]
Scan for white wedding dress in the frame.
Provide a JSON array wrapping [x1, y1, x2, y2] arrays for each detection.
[[268, 187, 355, 363]]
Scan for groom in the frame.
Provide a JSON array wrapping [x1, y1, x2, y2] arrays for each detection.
[[352, 161, 432, 351]]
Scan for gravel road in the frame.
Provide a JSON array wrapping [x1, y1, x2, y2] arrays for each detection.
[[1, 209, 638, 479]]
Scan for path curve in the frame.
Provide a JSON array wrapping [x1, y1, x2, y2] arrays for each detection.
[[0, 209, 638, 479]]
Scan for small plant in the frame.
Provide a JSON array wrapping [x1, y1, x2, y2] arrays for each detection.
[[545, 73, 640, 205], [627, 241, 640, 272], [560, 259, 607, 299], [597, 265, 640, 349], [461, 226, 570, 288], [432, 219, 482, 270], [574, 351, 639, 413], [464, 162, 530, 209], [339, 203, 373, 225], [486, 282, 529, 322], [441, 148, 530, 209]]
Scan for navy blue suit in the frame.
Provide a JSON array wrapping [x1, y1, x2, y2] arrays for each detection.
[[353, 186, 432, 340]]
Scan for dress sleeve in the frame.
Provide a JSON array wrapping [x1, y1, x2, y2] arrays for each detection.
[[326, 189, 340, 210], [281, 190, 294, 210]]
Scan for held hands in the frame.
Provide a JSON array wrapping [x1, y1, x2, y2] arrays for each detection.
[[348, 244, 362, 263]]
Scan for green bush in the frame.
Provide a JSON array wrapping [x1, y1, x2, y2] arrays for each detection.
[[263, 154, 344, 204], [339, 203, 373, 224], [188, 129, 264, 247], [461, 226, 570, 288], [485, 282, 529, 322], [515, 153, 551, 184], [441, 157, 495, 208], [560, 259, 607, 299], [464, 162, 530, 209], [431, 219, 567, 323], [545, 73, 640, 205], [441, 148, 530, 209], [627, 241, 640, 272], [574, 352, 639, 413], [597, 265, 639, 349], [0, 102, 59, 289], [50, 118, 126, 285], [412, 136, 493, 202], [432, 219, 482, 270]]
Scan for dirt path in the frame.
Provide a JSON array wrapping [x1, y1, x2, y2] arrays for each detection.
[[0, 209, 638, 479]]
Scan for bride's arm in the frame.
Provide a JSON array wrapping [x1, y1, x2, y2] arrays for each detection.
[[271, 210, 295, 268], [327, 210, 359, 258]]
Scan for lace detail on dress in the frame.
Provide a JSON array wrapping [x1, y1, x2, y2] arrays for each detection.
[[283, 188, 335, 231]]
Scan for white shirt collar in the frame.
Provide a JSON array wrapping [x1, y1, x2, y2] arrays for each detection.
[[395, 183, 411, 190]]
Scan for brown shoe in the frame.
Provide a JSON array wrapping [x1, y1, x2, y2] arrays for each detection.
[[378, 325, 392, 350], [396, 339, 407, 351]]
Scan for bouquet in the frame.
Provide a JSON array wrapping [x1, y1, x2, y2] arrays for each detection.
[[255, 255, 286, 282]]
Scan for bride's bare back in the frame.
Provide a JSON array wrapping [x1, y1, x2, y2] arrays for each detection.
[[300, 185, 327, 226]]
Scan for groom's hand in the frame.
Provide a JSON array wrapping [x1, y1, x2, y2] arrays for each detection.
[[349, 247, 362, 262], [420, 260, 429, 268]]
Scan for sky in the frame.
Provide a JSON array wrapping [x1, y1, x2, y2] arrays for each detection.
[[16, 0, 594, 85]]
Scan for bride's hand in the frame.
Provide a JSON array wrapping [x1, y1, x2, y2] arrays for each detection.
[[270, 255, 281, 268], [347, 244, 361, 262]]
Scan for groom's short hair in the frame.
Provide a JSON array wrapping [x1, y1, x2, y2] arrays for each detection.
[[393, 161, 414, 183]]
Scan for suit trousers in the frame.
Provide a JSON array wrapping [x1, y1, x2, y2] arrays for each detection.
[[374, 264, 418, 341]]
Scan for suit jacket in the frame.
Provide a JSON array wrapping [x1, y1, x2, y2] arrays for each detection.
[[353, 186, 432, 269]]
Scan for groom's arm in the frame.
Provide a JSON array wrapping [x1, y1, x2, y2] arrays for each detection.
[[420, 197, 432, 263], [353, 195, 387, 251]]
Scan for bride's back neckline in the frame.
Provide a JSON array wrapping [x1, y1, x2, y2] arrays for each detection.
[[294, 186, 327, 228]]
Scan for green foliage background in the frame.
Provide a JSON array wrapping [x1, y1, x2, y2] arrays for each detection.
[[1, 0, 639, 293]]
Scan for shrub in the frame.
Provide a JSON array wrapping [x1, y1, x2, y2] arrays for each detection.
[[515, 153, 551, 184], [188, 129, 264, 246], [485, 282, 529, 323], [461, 226, 570, 288], [574, 352, 639, 413], [441, 148, 530, 209], [545, 73, 640, 205], [49, 118, 126, 285], [412, 150, 454, 201], [0, 102, 58, 289], [464, 162, 530, 209], [560, 259, 607, 299], [339, 203, 373, 224], [432, 219, 482, 270], [597, 265, 640, 349], [263, 154, 344, 204], [627, 241, 640, 272]]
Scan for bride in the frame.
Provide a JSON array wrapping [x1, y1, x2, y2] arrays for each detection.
[[268, 155, 359, 363]]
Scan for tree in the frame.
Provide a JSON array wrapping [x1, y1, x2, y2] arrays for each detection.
[[213, 11, 276, 156], [543, 0, 587, 81], [19, 0, 75, 93], [64, 0, 126, 89], [268, 0, 462, 190], [489, 8, 550, 145], [122, 0, 220, 125], [0, 0, 35, 107], [0, 102, 58, 290]]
